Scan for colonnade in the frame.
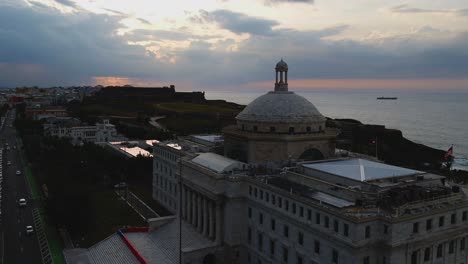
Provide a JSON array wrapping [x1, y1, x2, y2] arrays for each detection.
[[181, 185, 222, 243]]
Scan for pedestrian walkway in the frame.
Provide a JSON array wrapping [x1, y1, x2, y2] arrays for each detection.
[[32, 208, 53, 264]]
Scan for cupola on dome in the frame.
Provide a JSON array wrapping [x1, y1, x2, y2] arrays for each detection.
[[236, 59, 326, 132]]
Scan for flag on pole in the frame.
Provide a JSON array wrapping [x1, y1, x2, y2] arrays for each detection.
[[444, 145, 453, 160]]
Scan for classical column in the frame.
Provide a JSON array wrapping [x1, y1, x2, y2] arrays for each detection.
[[209, 202, 215, 239], [203, 198, 209, 236], [190, 191, 195, 225], [285, 70, 288, 83], [215, 203, 223, 244], [275, 71, 278, 83], [197, 195, 203, 232], [182, 186, 186, 219]]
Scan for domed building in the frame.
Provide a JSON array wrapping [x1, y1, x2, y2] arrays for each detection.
[[223, 59, 338, 165]]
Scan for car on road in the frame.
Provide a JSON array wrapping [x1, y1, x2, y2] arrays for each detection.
[[114, 182, 128, 189], [26, 226, 34, 235], [16, 170, 21, 175], [7, 161, 11, 166], [18, 198, 27, 207]]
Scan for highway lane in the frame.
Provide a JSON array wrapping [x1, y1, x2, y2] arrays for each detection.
[[0, 109, 43, 264]]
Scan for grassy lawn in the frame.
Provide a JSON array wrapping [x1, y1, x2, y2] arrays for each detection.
[[130, 185, 171, 217], [156, 102, 239, 114], [75, 190, 146, 248], [39, 208, 66, 264]]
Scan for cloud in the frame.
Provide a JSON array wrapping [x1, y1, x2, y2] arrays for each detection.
[[0, 4, 468, 90], [0, 4, 162, 86], [137, 18, 151, 25], [199, 9, 279, 36], [53, 0, 77, 8], [388, 4, 468, 16]]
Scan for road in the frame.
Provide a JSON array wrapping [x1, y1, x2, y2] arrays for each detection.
[[0, 109, 43, 264]]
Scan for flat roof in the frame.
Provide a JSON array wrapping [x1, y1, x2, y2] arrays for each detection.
[[191, 134, 223, 143], [303, 158, 422, 182]]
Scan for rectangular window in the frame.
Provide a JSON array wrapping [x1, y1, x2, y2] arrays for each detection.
[[298, 232, 304, 245], [333, 220, 339, 232], [278, 197, 282, 208], [461, 238, 466, 250], [297, 255, 303, 264], [437, 244, 443, 258], [344, 224, 349, 237], [316, 213, 321, 225], [260, 190, 263, 200], [332, 249, 338, 264], [411, 251, 417, 264], [292, 203, 296, 214], [270, 239, 275, 256], [363, 256, 370, 264], [254, 188, 258, 198], [266, 192, 269, 202], [258, 233, 263, 252], [439, 216, 444, 227], [314, 240, 320, 254], [248, 207, 252, 218], [307, 209, 312, 220], [259, 213, 263, 225], [283, 225, 289, 238], [463, 211, 467, 221], [285, 200, 289, 211], [249, 186, 252, 196], [424, 247, 430, 261], [248, 227, 252, 244], [325, 216, 329, 228], [449, 240, 455, 254], [283, 246, 289, 263], [271, 218, 276, 231], [272, 195, 276, 205], [383, 224, 388, 234], [413, 222, 419, 233], [299, 206, 304, 217], [426, 219, 432, 231], [365, 226, 370, 238], [451, 213, 456, 224]]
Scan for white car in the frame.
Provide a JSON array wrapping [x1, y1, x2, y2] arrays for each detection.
[[114, 182, 128, 189], [26, 226, 34, 235], [18, 198, 27, 207], [16, 170, 21, 175]]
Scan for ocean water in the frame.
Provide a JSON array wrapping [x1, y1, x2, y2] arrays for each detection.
[[205, 90, 468, 171]]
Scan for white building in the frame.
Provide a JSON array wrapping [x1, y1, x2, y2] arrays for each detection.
[[44, 118, 125, 143]]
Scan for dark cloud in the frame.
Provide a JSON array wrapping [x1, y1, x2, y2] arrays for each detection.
[[53, 0, 77, 8], [200, 9, 279, 36], [137, 18, 151, 25], [389, 4, 468, 16], [0, 4, 161, 86], [0, 4, 468, 89]]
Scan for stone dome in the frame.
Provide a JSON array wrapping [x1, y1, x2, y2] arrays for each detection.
[[275, 59, 288, 71], [236, 91, 326, 124]]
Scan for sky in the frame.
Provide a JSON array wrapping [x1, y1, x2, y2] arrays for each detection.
[[1, 0, 468, 91]]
